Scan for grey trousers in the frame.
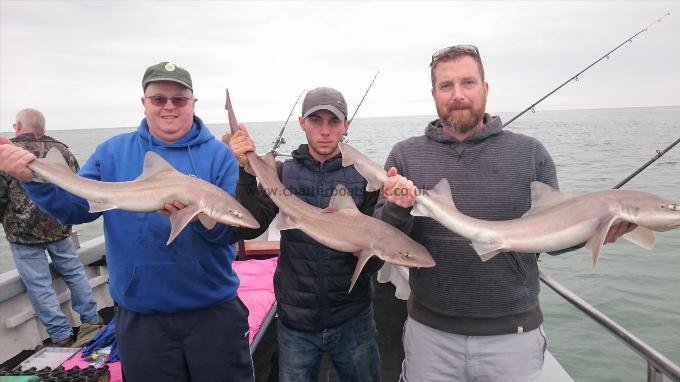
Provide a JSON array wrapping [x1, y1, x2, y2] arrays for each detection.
[[401, 317, 547, 382]]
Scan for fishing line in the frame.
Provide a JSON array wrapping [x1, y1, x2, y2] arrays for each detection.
[[271, 89, 305, 157], [349, 70, 380, 125], [503, 12, 671, 128]]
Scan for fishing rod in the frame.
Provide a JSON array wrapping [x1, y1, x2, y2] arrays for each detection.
[[271, 89, 305, 156], [613, 135, 680, 189], [349, 70, 380, 125], [504, 12, 671, 128]]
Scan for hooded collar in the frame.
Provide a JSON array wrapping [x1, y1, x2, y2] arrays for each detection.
[[425, 113, 504, 144], [137, 115, 214, 150], [291, 144, 343, 172]]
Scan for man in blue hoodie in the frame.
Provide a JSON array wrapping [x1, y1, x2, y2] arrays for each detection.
[[0, 62, 253, 382]]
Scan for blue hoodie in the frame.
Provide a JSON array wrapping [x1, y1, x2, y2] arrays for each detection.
[[23, 116, 241, 314]]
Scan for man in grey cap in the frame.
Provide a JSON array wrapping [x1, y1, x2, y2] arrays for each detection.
[[230, 87, 382, 381], [0, 62, 253, 382]]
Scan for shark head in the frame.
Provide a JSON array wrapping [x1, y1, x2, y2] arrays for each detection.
[[629, 194, 680, 232], [214, 207, 260, 229], [378, 238, 436, 269]]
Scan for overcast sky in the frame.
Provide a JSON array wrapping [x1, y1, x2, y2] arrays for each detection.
[[1, 1, 678, 131]]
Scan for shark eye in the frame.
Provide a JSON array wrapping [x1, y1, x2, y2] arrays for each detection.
[[402, 252, 411, 258], [665, 204, 680, 211], [229, 210, 243, 218]]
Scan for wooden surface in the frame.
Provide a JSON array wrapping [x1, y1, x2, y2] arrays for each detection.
[[244, 240, 280, 256]]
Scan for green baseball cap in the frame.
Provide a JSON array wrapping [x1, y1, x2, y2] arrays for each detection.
[[142, 62, 192, 90]]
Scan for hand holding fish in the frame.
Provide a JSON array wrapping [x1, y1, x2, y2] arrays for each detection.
[[0, 138, 36, 181], [156, 201, 198, 223], [224, 124, 254, 168], [383, 167, 418, 208]]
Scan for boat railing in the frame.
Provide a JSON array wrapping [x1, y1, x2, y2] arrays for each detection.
[[540, 270, 680, 382]]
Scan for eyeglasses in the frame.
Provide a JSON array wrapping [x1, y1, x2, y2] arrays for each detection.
[[145, 95, 193, 107], [431, 44, 480, 65], [12, 122, 17, 128]]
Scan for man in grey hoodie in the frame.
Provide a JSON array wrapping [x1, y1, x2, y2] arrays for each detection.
[[373, 45, 635, 381]]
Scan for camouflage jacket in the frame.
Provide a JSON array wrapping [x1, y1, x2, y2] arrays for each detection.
[[0, 134, 79, 244]]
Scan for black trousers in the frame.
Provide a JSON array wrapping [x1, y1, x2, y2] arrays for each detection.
[[116, 299, 254, 382]]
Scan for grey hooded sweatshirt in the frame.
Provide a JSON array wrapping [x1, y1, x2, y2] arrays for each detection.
[[374, 114, 558, 335]]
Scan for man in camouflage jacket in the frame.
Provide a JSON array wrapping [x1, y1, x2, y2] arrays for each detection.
[[0, 108, 99, 346]]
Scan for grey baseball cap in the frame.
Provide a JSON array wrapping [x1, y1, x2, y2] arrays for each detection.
[[142, 62, 193, 90], [301, 87, 347, 120]]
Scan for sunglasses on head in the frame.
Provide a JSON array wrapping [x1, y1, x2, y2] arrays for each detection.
[[431, 44, 480, 65], [145, 95, 192, 107]]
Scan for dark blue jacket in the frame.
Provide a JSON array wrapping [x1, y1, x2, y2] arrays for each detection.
[[236, 144, 381, 331]]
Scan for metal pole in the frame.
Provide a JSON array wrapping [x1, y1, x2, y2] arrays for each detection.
[[540, 271, 680, 381]]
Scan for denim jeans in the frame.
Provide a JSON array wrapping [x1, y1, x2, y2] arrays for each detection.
[[11, 237, 99, 342], [278, 306, 380, 382]]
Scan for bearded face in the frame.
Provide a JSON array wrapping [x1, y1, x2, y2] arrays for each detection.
[[437, 97, 486, 135]]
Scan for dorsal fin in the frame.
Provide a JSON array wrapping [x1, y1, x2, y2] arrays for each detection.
[[138, 151, 175, 180], [429, 178, 455, 207], [525, 181, 569, 217], [44, 148, 71, 168], [329, 184, 359, 212]]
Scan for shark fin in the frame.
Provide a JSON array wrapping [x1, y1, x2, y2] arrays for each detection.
[[329, 184, 360, 212], [167, 204, 202, 245], [338, 143, 384, 192], [525, 182, 569, 217], [276, 212, 298, 230], [198, 214, 217, 230], [414, 178, 454, 217], [138, 151, 175, 180], [349, 248, 375, 293], [33, 148, 71, 183], [88, 200, 117, 213], [429, 178, 455, 207], [44, 148, 71, 167], [470, 241, 503, 261], [585, 218, 617, 269], [623, 226, 656, 250]]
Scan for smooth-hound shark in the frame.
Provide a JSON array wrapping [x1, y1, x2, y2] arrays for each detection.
[[339, 142, 680, 266], [225, 90, 435, 291], [28, 149, 260, 245]]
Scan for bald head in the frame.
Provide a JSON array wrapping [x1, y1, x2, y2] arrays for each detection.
[[15, 108, 46, 138]]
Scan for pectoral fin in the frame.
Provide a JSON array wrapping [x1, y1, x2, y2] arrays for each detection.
[[88, 200, 117, 213], [585, 218, 617, 269], [349, 249, 378, 293], [198, 214, 217, 230], [276, 212, 298, 230], [167, 204, 202, 245], [470, 241, 504, 262], [623, 226, 656, 250]]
